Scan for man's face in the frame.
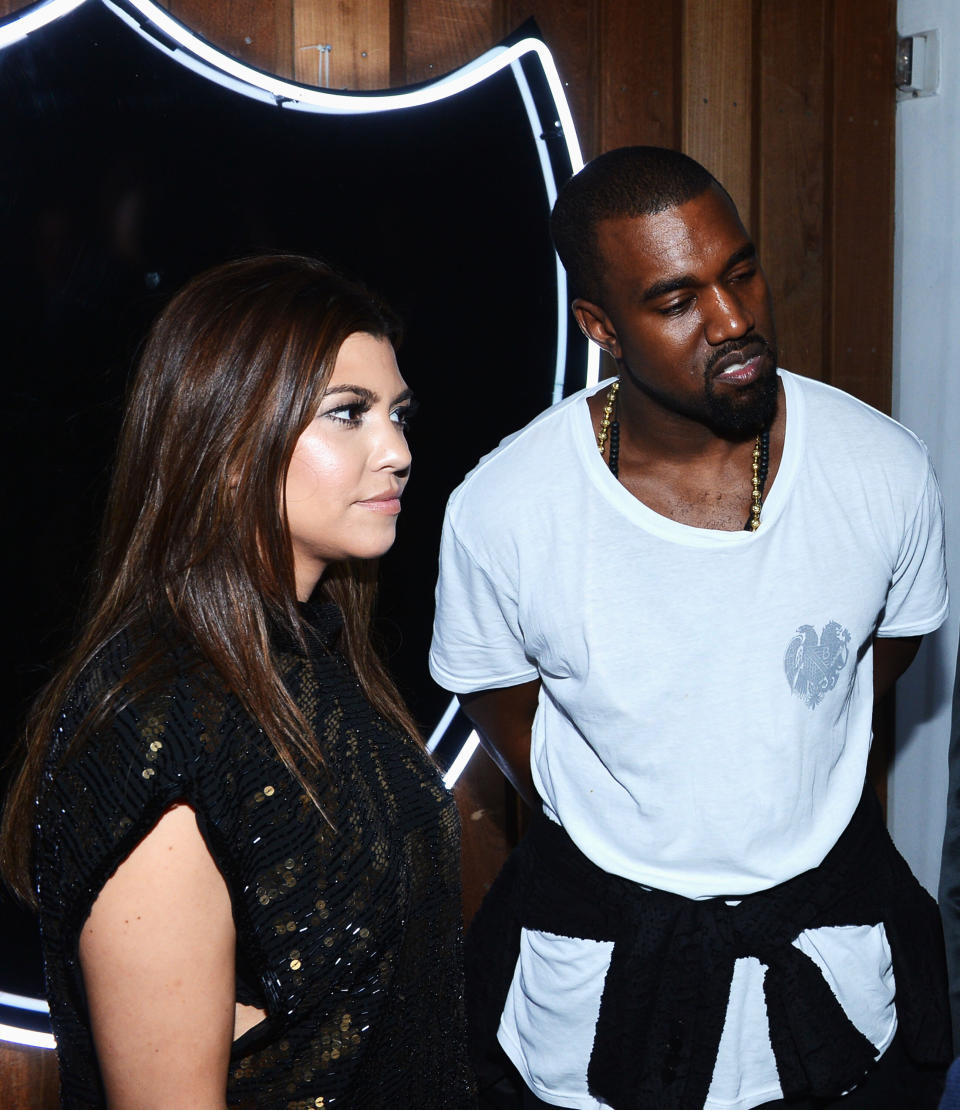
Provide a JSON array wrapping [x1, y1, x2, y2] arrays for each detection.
[[575, 185, 779, 438]]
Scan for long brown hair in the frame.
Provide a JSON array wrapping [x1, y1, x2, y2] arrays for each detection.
[[1, 253, 419, 904]]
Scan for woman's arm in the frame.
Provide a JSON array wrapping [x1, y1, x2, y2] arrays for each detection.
[[78, 803, 236, 1109]]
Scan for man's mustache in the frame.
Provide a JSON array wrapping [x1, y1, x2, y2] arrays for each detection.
[[705, 335, 777, 378]]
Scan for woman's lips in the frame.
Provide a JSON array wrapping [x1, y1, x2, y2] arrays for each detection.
[[357, 493, 402, 514]]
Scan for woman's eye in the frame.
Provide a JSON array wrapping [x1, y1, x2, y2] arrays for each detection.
[[326, 402, 366, 426], [391, 400, 419, 430]]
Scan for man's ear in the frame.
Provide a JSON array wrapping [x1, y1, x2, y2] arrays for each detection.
[[572, 299, 621, 360]]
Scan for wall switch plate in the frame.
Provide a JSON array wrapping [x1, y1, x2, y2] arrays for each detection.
[[897, 30, 940, 100]]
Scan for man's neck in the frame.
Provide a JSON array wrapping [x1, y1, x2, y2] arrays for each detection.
[[587, 377, 785, 531]]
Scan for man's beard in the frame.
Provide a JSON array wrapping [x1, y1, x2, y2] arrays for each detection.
[[620, 333, 780, 440], [702, 336, 779, 438]]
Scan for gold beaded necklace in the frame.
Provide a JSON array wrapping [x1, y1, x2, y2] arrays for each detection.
[[596, 379, 619, 459], [595, 378, 769, 532]]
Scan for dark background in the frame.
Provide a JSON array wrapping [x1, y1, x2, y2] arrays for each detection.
[[0, 0, 585, 1001]]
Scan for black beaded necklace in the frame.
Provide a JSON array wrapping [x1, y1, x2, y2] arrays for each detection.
[[596, 379, 771, 532]]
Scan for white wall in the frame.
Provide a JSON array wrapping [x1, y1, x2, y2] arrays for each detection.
[[890, 0, 960, 895]]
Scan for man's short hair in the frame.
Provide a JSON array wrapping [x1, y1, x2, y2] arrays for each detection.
[[550, 146, 721, 303]]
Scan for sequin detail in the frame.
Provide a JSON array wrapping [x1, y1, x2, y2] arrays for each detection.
[[35, 605, 473, 1108]]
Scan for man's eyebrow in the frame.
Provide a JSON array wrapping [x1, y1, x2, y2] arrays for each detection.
[[640, 242, 758, 303], [641, 274, 698, 303], [723, 242, 758, 271]]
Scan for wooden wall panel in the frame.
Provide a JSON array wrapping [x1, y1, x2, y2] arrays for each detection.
[[506, 0, 598, 158], [163, 0, 295, 78], [597, 1, 681, 154], [292, 0, 392, 89], [0, 1044, 59, 1110], [828, 0, 896, 412], [454, 748, 515, 924], [401, 0, 503, 86], [756, 1, 829, 382], [681, 0, 755, 227]]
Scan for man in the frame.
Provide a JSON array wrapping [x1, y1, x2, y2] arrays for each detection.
[[430, 147, 951, 1109]]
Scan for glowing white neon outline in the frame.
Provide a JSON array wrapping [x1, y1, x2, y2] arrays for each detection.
[[0, 5, 88, 1022], [1, 0, 590, 792], [111, 0, 581, 129], [0, 1023, 56, 1050], [0, 0, 86, 47], [508, 58, 567, 407], [0, 990, 49, 1013], [101, 0, 596, 466], [425, 698, 460, 755], [442, 732, 480, 791], [0, 992, 53, 1050], [586, 340, 601, 387]]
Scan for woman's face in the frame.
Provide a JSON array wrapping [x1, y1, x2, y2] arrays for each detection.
[[285, 332, 413, 600]]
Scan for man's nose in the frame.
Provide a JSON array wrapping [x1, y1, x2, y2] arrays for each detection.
[[704, 286, 754, 345]]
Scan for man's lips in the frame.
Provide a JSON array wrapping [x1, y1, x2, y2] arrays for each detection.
[[709, 345, 770, 384]]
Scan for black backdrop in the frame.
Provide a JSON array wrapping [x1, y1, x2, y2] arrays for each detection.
[[0, 0, 585, 1008]]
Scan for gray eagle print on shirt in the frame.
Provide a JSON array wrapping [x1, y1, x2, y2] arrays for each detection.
[[784, 621, 851, 709]]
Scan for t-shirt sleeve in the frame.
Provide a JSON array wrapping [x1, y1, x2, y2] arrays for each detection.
[[429, 509, 539, 693], [877, 451, 948, 636]]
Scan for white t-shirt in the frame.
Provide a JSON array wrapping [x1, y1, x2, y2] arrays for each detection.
[[429, 370, 948, 1109]]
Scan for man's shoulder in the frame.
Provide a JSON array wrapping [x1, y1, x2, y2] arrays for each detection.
[[784, 369, 929, 467], [447, 381, 601, 512]]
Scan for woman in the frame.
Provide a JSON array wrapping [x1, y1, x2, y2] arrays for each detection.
[[0, 254, 474, 1108]]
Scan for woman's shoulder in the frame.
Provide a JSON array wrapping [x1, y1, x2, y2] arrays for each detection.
[[46, 624, 243, 814], [35, 625, 263, 911], [62, 624, 203, 730]]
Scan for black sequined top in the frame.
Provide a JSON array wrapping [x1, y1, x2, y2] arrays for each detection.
[[35, 602, 475, 1109]]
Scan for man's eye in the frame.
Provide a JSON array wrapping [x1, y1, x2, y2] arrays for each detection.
[[729, 266, 757, 283], [659, 298, 691, 317]]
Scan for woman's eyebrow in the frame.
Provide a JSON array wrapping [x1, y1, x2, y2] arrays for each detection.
[[320, 385, 415, 405], [322, 384, 377, 402]]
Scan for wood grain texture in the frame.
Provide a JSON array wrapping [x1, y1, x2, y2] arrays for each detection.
[[165, 0, 295, 77], [756, 1, 828, 382], [400, 0, 503, 85], [293, 0, 392, 89], [0, 1044, 59, 1109], [506, 0, 596, 158], [454, 747, 515, 927], [827, 0, 896, 411], [598, 2, 681, 155], [681, 0, 754, 228]]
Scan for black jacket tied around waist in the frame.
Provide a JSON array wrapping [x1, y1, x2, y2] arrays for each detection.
[[465, 788, 950, 1110]]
